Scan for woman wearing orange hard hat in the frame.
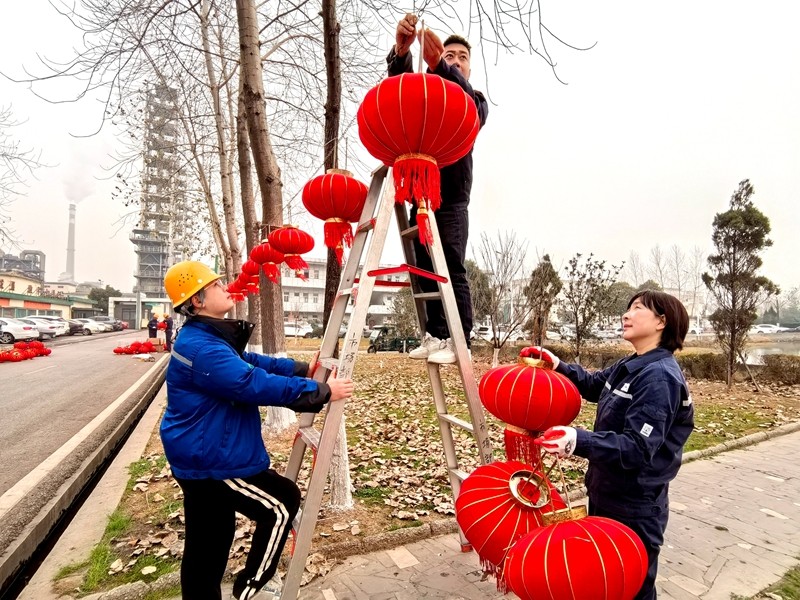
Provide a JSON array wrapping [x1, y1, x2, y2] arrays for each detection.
[[161, 260, 354, 599]]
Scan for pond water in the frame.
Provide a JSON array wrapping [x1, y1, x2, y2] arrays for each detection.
[[744, 342, 800, 365]]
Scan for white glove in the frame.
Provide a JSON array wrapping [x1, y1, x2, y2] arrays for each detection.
[[520, 346, 560, 370], [538, 426, 576, 458]]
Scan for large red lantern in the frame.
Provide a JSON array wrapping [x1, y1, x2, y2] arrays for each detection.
[[249, 240, 284, 284], [357, 73, 480, 245], [479, 356, 581, 463], [268, 225, 314, 271], [455, 461, 566, 578], [504, 515, 648, 600], [302, 169, 368, 265]]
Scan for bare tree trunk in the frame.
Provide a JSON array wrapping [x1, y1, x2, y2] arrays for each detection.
[[319, 0, 352, 509], [237, 84, 261, 340], [201, 0, 242, 283], [236, 0, 285, 355]]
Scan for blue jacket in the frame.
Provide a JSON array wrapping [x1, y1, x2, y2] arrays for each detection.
[[557, 348, 694, 515], [161, 316, 330, 480]]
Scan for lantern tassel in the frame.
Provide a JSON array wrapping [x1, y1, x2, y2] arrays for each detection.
[[262, 263, 280, 284], [324, 220, 353, 265], [294, 269, 308, 281], [284, 255, 309, 271], [503, 425, 543, 468], [393, 153, 441, 211], [416, 205, 434, 247]]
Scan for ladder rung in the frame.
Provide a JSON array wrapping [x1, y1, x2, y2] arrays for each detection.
[[414, 291, 441, 301], [354, 277, 410, 288], [298, 426, 321, 450], [450, 468, 470, 482], [368, 264, 448, 283], [400, 225, 418, 239], [356, 218, 376, 234], [439, 413, 474, 433], [318, 357, 339, 370]]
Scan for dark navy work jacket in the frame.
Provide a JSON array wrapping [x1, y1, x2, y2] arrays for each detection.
[[386, 48, 488, 207], [557, 348, 694, 516]]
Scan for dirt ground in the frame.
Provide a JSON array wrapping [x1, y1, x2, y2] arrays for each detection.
[[67, 351, 800, 594]]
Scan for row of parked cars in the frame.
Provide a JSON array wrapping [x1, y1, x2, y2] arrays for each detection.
[[0, 315, 127, 344]]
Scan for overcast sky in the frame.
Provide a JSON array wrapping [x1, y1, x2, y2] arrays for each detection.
[[1, 1, 798, 295]]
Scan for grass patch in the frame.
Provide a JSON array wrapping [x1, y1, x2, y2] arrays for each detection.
[[353, 485, 393, 505], [733, 560, 800, 599], [387, 520, 423, 531], [685, 406, 774, 452], [143, 585, 183, 600]]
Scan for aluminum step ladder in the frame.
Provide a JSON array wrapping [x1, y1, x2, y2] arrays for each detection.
[[279, 164, 493, 599]]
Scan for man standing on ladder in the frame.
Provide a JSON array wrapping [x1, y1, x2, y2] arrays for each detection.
[[387, 14, 489, 364]]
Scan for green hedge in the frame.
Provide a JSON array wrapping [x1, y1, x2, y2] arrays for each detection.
[[676, 353, 729, 381]]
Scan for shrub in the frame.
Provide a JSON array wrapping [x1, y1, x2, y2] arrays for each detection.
[[676, 353, 728, 381], [761, 355, 800, 385]]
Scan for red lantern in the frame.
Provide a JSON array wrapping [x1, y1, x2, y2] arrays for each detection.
[[357, 73, 480, 245], [302, 169, 368, 265], [240, 259, 262, 278], [479, 356, 581, 463], [455, 461, 566, 578], [504, 515, 648, 600], [268, 225, 314, 271], [249, 240, 284, 283]]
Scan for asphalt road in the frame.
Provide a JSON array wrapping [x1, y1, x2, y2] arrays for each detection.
[[0, 330, 163, 496]]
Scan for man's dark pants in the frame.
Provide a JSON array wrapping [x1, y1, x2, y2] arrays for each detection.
[[410, 202, 472, 344]]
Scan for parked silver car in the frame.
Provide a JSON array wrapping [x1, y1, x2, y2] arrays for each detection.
[[17, 318, 61, 340]]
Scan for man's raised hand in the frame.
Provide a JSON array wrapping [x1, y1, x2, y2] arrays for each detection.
[[417, 27, 444, 71], [395, 13, 418, 57]]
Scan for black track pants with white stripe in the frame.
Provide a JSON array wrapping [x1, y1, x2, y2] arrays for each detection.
[[176, 469, 301, 600]]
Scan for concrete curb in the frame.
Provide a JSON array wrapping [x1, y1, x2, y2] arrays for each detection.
[[76, 419, 800, 600]]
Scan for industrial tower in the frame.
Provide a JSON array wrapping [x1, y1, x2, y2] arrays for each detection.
[[130, 84, 189, 296]]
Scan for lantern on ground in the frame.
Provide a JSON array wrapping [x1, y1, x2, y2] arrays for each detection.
[[479, 353, 581, 464], [302, 169, 368, 265], [503, 515, 648, 600], [268, 226, 314, 271], [455, 460, 566, 581], [357, 73, 480, 245], [249, 240, 284, 284]]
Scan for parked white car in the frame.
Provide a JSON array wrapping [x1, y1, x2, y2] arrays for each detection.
[[74, 318, 105, 334], [284, 322, 313, 338], [0, 317, 39, 344], [749, 323, 789, 334], [28, 315, 70, 336], [17, 317, 61, 340]]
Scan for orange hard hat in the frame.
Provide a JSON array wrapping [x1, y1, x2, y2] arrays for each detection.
[[164, 261, 221, 308]]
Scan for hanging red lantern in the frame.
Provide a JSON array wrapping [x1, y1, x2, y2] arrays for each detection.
[[302, 169, 368, 265], [240, 259, 262, 278], [503, 515, 648, 600], [249, 240, 285, 284], [455, 460, 566, 580], [268, 225, 314, 271], [357, 73, 480, 245], [479, 354, 581, 464]]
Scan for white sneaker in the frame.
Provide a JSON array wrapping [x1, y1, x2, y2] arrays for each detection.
[[409, 334, 441, 360], [428, 338, 456, 364]]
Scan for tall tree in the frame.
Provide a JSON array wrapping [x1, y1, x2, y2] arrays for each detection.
[[88, 285, 123, 314], [1, 105, 43, 246], [558, 253, 622, 362], [647, 244, 668, 289], [668, 244, 687, 297], [601, 281, 636, 325], [702, 179, 778, 385], [390, 286, 418, 339], [624, 250, 645, 287], [524, 254, 562, 347], [474, 231, 532, 366], [465, 259, 491, 323]]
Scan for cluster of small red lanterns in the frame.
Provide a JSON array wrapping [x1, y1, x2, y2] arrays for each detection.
[[452, 351, 648, 599], [113, 340, 157, 355], [0, 341, 52, 362]]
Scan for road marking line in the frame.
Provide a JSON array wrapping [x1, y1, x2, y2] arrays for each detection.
[[322, 590, 337, 600], [759, 508, 788, 520], [26, 365, 57, 375], [0, 354, 169, 519]]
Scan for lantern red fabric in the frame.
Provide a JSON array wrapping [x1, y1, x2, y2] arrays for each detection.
[[357, 73, 480, 245], [268, 226, 314, 271], [302, 169, 368, 265], [249, 241, 285, 284], [503, 515, 648, 600], [479, 356, 581, 443], [455, 461, 566, 578]]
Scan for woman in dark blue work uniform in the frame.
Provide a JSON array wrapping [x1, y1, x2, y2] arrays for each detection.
[[525, 290, 694, 599]]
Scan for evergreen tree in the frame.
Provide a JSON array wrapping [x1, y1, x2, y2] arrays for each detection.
[[88, 285, 122, 315], [702, 180, 778, 385], [524, 255, 562, 346]]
